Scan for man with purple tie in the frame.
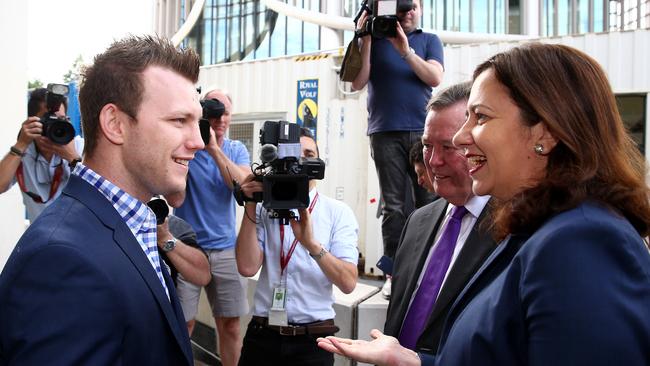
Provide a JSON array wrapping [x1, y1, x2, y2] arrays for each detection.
[[383, 82, 497, 355]]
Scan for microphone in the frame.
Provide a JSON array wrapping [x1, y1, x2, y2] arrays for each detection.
[[259, 144, 278, 163]]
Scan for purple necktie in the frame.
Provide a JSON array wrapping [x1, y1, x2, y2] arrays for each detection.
[[398, 205, 468, 350]]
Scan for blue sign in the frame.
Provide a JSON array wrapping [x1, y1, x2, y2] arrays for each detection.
[[296, 79, 318, 138], [67, 81, 82, 136]]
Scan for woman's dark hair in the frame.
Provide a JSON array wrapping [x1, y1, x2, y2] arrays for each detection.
[[473, 43, 650, 241]]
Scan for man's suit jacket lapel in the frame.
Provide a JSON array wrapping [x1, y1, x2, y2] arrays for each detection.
[[405, 200, 448, 302], [163, 263, 194, 364], [113, 226, 193, 362], [425, 201, 496, 328], [391, 200, 448, 333], [63, 176, 193, 364]]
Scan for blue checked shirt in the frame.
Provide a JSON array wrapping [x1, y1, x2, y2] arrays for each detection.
[[73, 163, 170, 300]]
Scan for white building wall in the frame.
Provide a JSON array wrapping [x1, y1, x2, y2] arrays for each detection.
[[0, 1, 29, 269]]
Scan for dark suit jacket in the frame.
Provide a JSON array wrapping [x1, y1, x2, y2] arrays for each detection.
[[423, 201, 650, 366], [384, 197, 496, 355], [0, 175, 193, 365]]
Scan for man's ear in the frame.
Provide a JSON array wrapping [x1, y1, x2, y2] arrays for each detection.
[[533, 121, 558, 155], [98, 104, 126, 145]]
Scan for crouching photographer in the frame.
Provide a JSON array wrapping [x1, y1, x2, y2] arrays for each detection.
[[235, 126, 360, 366], [0, 84, 83, 222]]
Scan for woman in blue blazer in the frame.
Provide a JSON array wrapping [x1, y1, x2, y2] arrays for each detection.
[[318, 43, 650, 366]]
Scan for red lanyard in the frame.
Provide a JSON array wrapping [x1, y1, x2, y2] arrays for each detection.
[[16, 162, 64, 204], [279, 192, 319, 276]]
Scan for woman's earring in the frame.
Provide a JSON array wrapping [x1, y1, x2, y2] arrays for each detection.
[[534, 144, 544, 155]]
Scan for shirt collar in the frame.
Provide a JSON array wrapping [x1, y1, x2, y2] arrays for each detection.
[[406, 28, 423, 36], [72, 163, 156, 235], [447, 194, 491, 219]]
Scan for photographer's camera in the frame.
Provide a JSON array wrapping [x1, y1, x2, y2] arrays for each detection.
[[41, 83, 75, 145], [358, 0, 414, 39], [199, 98, 226, 146]]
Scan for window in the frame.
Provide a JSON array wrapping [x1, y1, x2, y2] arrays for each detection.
[[188, 0, 323, 65], [229, 122, 255, 161], [616, 94, 647, 155], [541, 0, 649, 36], [509, 0, 521, 34], [419, 0, 513, 35]]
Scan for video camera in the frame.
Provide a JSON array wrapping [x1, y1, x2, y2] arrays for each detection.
[[356, 0, 414, 39], [235, 120, 325, 224], [199, 98, 226, 145], [41, 83, 75, 145]]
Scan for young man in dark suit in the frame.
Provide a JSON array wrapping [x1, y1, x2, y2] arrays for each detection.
[[383, 82, 497, 355], [0, 35, 204, 365]]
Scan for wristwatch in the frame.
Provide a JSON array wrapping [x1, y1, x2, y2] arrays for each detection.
[[309, 246, 328, 261], [401, 47, 415, 59], [68, 157, 82, 169], [162, 237, 177, 252]]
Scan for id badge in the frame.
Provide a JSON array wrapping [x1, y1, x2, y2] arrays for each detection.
[[269, 286, 288, 326], [268, 308, 288, 326], [271, 286, 287, 310]]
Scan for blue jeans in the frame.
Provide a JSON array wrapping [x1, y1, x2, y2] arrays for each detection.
[[370, 131, 436, 258]]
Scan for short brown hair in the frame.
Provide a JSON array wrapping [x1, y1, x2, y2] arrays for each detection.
[[426, 81, 471, 112], [474, 43, 650, 241], [79, 35, 200, 157]]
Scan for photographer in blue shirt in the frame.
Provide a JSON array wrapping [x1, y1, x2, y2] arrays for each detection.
[[173, 88, 250, 366], [353, 0, 444, 298]]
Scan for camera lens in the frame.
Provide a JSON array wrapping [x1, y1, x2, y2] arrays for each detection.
[[53, 126, 66, 138], [271, 181, 299, 201], [371, 16, 398, 38], [44, 118, 75, 145]]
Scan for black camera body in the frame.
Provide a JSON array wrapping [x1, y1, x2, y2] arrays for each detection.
[[147, 198, 170, 225], [41, 83, 75, 145], [360, 0, 414, 39], [237, 120, 325, 223], [199, 98, 226, 145]]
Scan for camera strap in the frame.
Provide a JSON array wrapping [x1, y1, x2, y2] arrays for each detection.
[[15, 162, 64, 204], [279, 192, 319, 276]]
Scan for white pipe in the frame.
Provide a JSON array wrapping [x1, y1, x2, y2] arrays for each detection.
[[171, 0, 207, 47], [260, 0, 356, 31], [260, 0, 533, 44]]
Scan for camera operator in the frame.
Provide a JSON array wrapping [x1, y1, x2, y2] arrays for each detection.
[[235, 127, 359, 366], [353, 0, 442, 298], [172, 88, 250, 366], [0, 87, 83, 222]]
